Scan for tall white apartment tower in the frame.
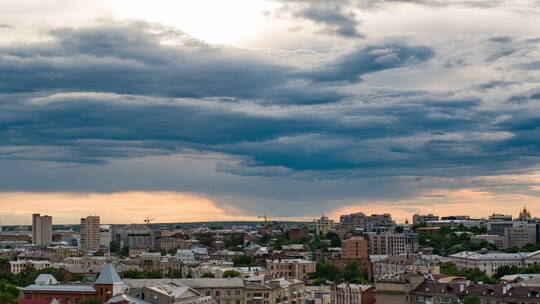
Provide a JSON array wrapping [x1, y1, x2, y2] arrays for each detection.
[[80, 215, 101, 251], [32, 214, 53, 245]]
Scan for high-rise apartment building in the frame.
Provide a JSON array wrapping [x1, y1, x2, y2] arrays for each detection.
[[32, 214, 53, 245], [80, 215, 101, 251]]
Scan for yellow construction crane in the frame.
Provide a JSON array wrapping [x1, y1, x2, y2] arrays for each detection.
[[144, 217, 155, 225]]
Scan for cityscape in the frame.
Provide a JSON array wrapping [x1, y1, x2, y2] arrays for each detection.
[[2, 0, 540, 304], [0, 208, 539, 304]]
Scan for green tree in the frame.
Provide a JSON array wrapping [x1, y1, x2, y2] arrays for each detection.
[[222, 270, 241, 278], [308, 261, 340, 282], [233, 255, 258, 267], [201, 272, 215, 278], [120, 269, 143, 279], [167, 269, 183, 278], [109, 241, 120, 253], [395, 226, 404, 233], [199, 234, 214, 246], [326, 232, 341, 247], [342, 260, 368, 283], [463, 295, 481, 304], [80, 299, 102, 304]]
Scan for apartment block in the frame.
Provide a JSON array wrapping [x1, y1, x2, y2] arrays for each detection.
[[266, 259, 316, 280], [80, 216, 101, 251], [366, 233, 418, 255], [32, 214, 53, 246], [339, 213, 395, 231]]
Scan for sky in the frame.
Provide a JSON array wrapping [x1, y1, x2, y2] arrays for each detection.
[[1, 0, 540, 225]]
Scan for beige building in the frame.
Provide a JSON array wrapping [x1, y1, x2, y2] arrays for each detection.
[[314, 215, 335, 236], [32, 213, 53, 246], [8, 260, 51, 274], [266, 259, 316, 280], [245, 279, 304, 304], [141, 284, 213, 304], [505, 226, 537, 249], [80, 216, 101, 251], [124, 278, 304, 304]]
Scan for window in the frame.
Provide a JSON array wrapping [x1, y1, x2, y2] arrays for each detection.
[[226, 291, 231, 296], [236, 290, 241, 296], [216, 291, 221, 297]]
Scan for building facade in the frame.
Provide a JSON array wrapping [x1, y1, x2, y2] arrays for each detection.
[[32, 214, 53, 246], [80, 216, 101, 251], [330, 283, 375, 304], [266, 259, 316, 280]]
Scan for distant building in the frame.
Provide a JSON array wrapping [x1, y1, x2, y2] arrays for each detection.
[[412, 214, 439, 226], [314, 215, 335, 236], [470, 234, 506, 249], [80, 216, 101, 251], [100, 225, 113, 251], [330, 283, 375, 304], [414, 279, 540, 304], [266, 259, 316, 280], [518, 206, 532, 221], [449, 250, 540, 276], [366, 233, 418, 255], [8, 260, 51, 274], [339, 213, 395, 231], [373, 254, 439, 281], [505, 226, 537, 248], [120, 224, 156, 249], [32, 214, 53, 246], [328, 236, 373, 280], [141, 284, 213, 304]]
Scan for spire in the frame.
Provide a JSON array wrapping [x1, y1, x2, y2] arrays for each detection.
[[96, 263, 122, 284]]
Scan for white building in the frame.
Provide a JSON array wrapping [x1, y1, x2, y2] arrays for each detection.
[[449, 250, 540, 276], [176, 249, 197, 265]]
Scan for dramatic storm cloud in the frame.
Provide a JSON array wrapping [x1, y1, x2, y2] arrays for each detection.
[[1, 0, 540, 223]]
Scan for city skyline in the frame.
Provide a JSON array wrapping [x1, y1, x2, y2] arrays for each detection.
[[1, 1, 540, 224]]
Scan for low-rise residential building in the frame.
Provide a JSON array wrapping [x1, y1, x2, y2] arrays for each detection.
[[330, 283, 375, 304], [304, 286, 331, 304], [125, 278, 304, 304], [413, 280, 540, 304], [8, 260, 51, 274], [266, 259, 316, 280], [373, 254, 439, 282], [141, 284, 213, 304], [177, 249, 197, 265]]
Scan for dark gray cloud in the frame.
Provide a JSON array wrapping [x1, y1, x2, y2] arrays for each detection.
[[302, 44, 434, 83], [0, 21, 434, 105], [0, 20, 539, 201], [0, 21, 342, 105], [272, 0, 363, 37]]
